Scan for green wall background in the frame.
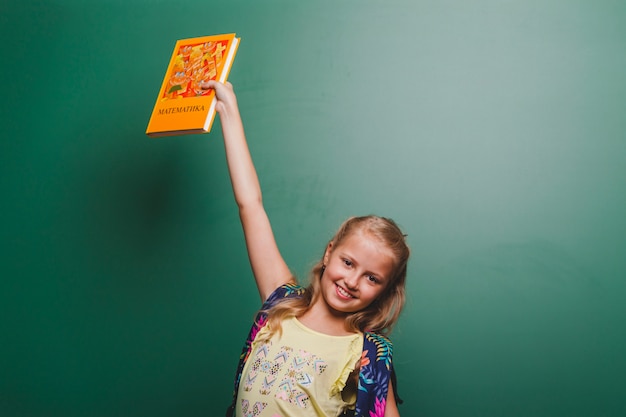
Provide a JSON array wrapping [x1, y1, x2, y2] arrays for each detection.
[[2, 1, 625, 416]]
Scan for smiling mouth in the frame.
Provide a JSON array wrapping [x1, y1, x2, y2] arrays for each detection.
[[336, 284, 356, 299]]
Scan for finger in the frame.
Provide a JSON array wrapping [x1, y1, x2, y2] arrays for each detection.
[[199, 80, 216, 91]]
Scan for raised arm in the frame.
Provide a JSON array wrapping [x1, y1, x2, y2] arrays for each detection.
[[207, 81, 294, 301]]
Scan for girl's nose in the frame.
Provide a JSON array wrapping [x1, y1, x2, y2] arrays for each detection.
[[344, 272, 359, 290]]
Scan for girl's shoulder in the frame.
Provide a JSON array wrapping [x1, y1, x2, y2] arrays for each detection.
[[362, 331, 394, 369], [364, 331, 393, 347], [262, 282, 306, 309]]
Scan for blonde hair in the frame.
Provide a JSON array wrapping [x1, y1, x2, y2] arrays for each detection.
[[261, 215, 410, 339]]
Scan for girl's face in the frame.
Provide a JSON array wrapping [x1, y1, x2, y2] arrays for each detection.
[[320, 232, 395, 315]]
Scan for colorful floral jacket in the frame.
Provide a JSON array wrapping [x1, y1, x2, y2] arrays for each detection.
[[226, 283, 398, 417]]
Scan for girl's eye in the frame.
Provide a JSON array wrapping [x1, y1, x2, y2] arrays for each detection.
[[367, 275, 379, 284], [343, 259, 353, 267]]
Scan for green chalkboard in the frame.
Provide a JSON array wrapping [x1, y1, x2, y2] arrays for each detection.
[[2, 1, 625, 416]]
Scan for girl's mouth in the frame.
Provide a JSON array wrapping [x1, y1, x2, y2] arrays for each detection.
[[336, 284, 355, 299]]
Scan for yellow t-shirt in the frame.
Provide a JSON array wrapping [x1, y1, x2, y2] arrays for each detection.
[[235, 317, 363, 417]]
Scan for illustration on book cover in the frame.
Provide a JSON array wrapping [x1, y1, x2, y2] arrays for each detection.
[[163, 40, 228, 100]]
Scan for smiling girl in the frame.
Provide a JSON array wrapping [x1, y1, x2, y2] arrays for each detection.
[[207, 81, 410, 417]]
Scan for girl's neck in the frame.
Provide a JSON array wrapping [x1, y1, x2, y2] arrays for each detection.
[[297, 299, 357, 337]]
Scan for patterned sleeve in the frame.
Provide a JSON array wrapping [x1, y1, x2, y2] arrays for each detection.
[[354, 332, 394, 417]]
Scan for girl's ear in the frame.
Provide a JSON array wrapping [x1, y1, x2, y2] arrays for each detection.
[[323, 242, 333, 265]]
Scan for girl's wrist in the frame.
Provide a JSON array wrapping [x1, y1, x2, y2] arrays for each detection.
[[219, 105, 241, 124]]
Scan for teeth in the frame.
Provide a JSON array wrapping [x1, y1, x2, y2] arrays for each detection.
[[337, 285, 354, 298]]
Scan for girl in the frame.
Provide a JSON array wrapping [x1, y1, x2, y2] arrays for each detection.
[[207, 81, 410, 417]]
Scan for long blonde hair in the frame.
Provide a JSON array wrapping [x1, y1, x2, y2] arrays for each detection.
[[261, 215, 410, 338]]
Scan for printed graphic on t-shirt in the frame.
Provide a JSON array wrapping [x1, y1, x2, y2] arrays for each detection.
[[242, 341, 328, 410], [241, 399, 267, 417]]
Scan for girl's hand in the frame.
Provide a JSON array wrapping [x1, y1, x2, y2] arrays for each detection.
[[202, 80, 239, 118]]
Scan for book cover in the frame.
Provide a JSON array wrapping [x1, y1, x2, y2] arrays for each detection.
[[146, 33, 240, 137]]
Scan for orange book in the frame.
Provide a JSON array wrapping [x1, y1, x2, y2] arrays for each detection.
[[146, 33, 240, 137]]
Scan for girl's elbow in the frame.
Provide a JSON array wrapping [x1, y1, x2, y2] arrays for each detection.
[[236, 194, 263, 212]]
